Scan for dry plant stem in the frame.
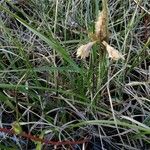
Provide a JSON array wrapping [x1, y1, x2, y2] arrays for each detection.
[[0, 128, 89, 146], [53, 0, 59, 96], [107, 66, 124, 145], [133, 0, 150, 15]]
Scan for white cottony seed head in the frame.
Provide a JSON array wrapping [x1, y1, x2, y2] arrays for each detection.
[[76, 41, 96, 59], [102, 41, 124, 61]]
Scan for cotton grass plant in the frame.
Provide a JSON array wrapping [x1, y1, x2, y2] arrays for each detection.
[[76, 0, 124, 61], [0, 0, 150, 149]]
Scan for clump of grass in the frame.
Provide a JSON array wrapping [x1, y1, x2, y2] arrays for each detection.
[[0, 0, 150, 149]]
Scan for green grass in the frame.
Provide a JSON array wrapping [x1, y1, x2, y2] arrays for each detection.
[[0, 0, 150, 149]]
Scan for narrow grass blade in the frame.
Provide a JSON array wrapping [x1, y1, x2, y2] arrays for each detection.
[[0, 5, 82, 74]]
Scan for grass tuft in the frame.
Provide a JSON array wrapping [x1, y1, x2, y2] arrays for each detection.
[[0, 0, 150, 149]]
